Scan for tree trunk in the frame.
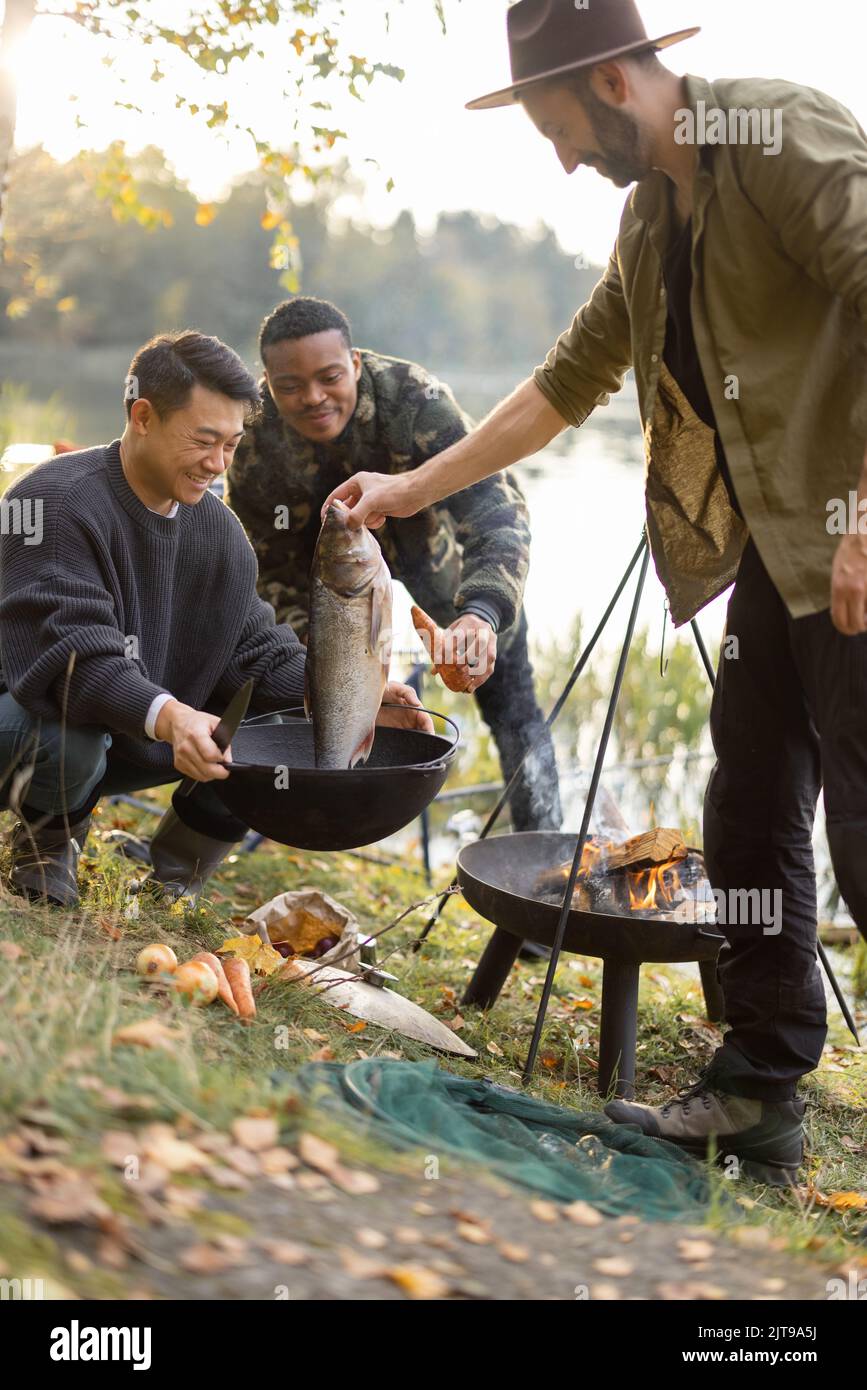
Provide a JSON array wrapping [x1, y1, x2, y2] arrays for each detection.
[[0, 0, 38, 248]]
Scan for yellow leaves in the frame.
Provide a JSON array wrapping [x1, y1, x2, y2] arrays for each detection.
[[387, 1265, 448, 1300], [6, 297, 30, 319], [218, 934, 282, 976], [56, 296, 78, 314], [194, 202, 218, 227], [261, 207, 282, 231], [813, 1190, 867, 1212]]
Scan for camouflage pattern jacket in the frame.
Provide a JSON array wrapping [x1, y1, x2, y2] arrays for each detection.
[[227, 350, 531, 648]]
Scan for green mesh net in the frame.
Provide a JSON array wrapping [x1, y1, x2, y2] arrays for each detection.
[[287, 1058, 717, 1222]]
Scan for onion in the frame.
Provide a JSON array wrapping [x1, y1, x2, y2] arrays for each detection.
[[136, 943, 178, 977], [173, 960, 219, 1006]]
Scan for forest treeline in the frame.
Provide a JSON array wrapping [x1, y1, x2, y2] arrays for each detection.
[[1, 147, 603, 369]]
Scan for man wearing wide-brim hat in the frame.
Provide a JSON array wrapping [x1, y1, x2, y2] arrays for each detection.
[[325, 0, 867, 1184]]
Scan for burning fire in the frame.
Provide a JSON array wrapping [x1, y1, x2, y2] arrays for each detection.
[[626, 859, 684, 912], [540, 835, 690, 918]]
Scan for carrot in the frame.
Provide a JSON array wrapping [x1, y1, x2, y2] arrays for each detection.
[[223, 956, 256, 1022], [191, 951, 239, 1015], [411, 604, 473, 693]]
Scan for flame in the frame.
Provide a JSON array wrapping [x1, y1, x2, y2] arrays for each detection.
[[627, 858, 684, 912]]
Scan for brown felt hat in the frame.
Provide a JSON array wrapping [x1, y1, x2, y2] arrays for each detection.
[[466, 0, 700, 111]]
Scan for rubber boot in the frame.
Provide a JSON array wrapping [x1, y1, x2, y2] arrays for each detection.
[[141, 806, 240, 905], [10, 813, 91, 908]]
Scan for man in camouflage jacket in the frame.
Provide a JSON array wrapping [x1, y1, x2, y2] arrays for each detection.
[[227, 296, 560, 832]]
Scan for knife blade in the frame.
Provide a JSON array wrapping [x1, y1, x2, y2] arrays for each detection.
[[177, 678, 254, 798]]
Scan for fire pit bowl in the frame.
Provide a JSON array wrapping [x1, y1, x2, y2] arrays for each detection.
[[214, 710, 458, 851], [457, 832, 725, 1098]]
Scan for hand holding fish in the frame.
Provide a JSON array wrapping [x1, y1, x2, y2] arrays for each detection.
[[321, 470, 421, 530], [377, 681, 435, 735]]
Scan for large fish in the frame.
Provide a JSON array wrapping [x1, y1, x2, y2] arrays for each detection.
[[306, 500, 393, 769]]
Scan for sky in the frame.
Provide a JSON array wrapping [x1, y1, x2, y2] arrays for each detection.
[[5, 0, 867, 264]]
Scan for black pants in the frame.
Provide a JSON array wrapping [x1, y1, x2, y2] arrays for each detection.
[[472, 610, 562, 832], [703, 538, 867, 1100]]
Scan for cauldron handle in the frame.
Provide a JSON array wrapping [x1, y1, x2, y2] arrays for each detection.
[[240, 703, 460, 764]]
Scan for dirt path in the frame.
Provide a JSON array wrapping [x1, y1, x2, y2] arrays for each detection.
[[4, 1160, 843, 1302]]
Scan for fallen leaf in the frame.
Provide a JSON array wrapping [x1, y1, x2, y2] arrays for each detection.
[[816, 1190, 867, 1212], [259, 1148, 299, 1175], [100, 1131, 138, 1167], [180, 1244, 247, 1273], [729, 1226, 775, 1250], [592, 1256, 634, 1277], [18, 1127, 70, 1156], [303, 1029, 329, 1043], [339, 1246, 387, 1279], [448, 1014, 465, 1032], [308, 1046, 335, 1061], [223, 1146, 262, 1178], [112, 1019, 184, 1053], [28, 1179, 110, 1225], [498, 1242, 530, 1263], [231, 1116, 279, 1152], [356, 1228, 389, 1250], [205, 1165, 250, 1191], [0, 941, 24, 961], [657, 1281, 728, 1301], [96, 915, 122, 941], [331, 1166, 380, 1196], [259, 1239, 309, 1265], [217, 935, 283, 976], [529, 1199, 559, 1223], [138, 1125, 209, 1174], [387, 1264, 449, 1300], [591, 1282, 623, 1301], [298, 1132, 340, 1178], [486, 1041, 504, 1057], [456, 1221, 491, 1245], [394, 1226, 422, 1244], [677, 1238, 716, 1263], [563, 1200, 604, 1227]]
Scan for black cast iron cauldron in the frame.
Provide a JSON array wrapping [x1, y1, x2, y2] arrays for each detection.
[[214, 708, 459, 851]]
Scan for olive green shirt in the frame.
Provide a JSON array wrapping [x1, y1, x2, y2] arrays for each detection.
[[533, 74, 867, 625]]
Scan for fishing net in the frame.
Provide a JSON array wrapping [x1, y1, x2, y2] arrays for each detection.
[[287, 1058, 717, 1222]]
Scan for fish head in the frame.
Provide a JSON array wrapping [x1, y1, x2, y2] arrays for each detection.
[[313, 499, 382, 598]]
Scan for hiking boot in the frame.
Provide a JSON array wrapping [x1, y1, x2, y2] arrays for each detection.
[[9, 813, 91, 908], [605, 1076, 806, 1187], [136, 806, 239, 906]]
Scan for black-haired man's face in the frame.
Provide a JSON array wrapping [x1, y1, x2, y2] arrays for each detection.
[[264, 330, 361, 443], [126, 384, 245, 511]]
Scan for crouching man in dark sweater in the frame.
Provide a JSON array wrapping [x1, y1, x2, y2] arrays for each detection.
[[0, 331, 430, 907]]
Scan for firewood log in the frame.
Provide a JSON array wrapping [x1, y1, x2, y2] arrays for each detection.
[[604, 828, 687, 872]]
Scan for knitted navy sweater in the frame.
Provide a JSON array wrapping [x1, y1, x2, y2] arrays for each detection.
[[0, 441, 306, 774]]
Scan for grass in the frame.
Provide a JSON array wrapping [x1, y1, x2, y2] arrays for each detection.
[[0, 794, 865, 1286]]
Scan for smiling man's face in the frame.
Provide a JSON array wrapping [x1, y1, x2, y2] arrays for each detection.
[[263, 330, 362, 443], [522, 75, 651, 188], [128, 384, 246, 510]]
